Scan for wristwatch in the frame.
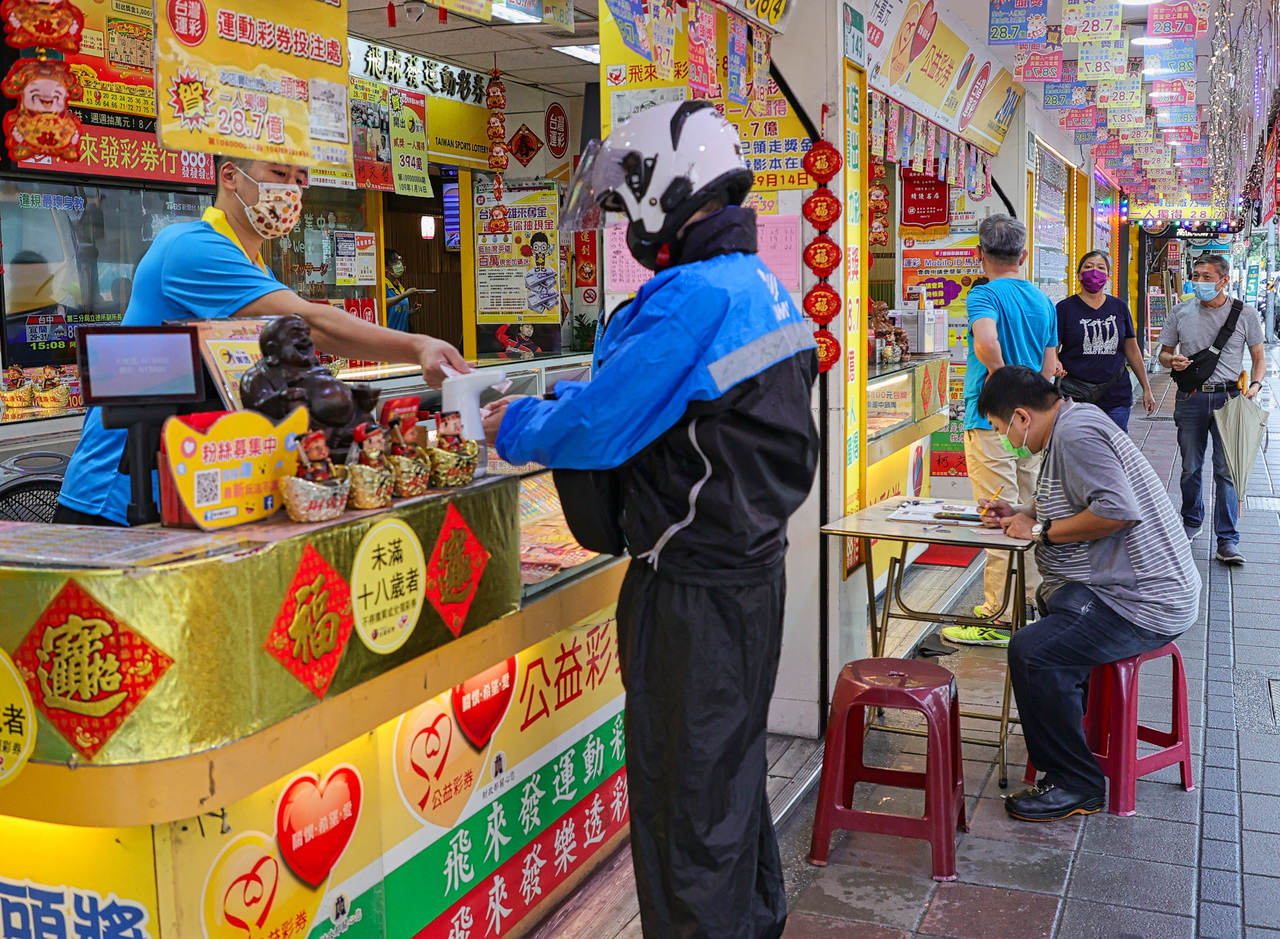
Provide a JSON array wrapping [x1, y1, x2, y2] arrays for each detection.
[[1036, 517, 1053, 546]]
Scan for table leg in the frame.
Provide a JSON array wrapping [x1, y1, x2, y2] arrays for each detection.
[[862, 537, 878, 658], [996, 550, 1027, 789]]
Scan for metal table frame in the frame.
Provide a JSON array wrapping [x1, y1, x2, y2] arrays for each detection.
[[822, 499, 1035, 788]]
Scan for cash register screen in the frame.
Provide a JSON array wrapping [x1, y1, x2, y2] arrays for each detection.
[[78, 326, 204, 406]]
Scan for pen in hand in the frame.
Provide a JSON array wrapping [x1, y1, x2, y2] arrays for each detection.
[[981, 486, 1004, 517]]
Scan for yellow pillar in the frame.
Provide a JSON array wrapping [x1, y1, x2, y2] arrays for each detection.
[[459, 169, 478, 361]]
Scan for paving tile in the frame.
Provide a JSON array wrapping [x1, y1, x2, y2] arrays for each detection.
[[826, 831, 945, 877], [793, 865, 934, 931], [1205, 812, 1243, 843], [963, 797, 1083, 850], [1207, 747, 1238, 769], [1079, 814, 1199, 865], [1239, 735, 1280, 766], [950, 836, 1070, 895], [1055, 898, 1194, 939], [1208, 788, 1244, 817], [1243, 832, 1280, 878], [1199, 901, 1245, 939], [1200, 837, 1241, 872], [1244, 929, 1280, 938], [779, 912, 909, 939], [1066, 853, 1195, 916], [1240, 760, 1280, 795], [917, 883, 1058, 939], [1202, 868, 1244, 906], [1244, 875, 1280, 928], [1206, 766, 1242, 790], [1242, 793, 1280, 832], [1133, 779, 1201, 823]]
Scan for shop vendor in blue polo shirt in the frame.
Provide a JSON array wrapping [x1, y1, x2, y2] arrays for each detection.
[[57, 158, 468, 527]]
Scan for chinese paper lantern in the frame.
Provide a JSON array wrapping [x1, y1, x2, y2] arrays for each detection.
[[803, 282, 841, 326], [814, 329, 841, 371], [802, 188, 842, 229], [802, 138, 843, 184], [803, 233, 842, 279]]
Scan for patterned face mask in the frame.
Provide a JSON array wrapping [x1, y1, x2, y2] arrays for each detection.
[[234, 165, 303, 239]]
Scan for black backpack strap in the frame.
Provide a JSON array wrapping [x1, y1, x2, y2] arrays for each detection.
[[1208, 299, 1244, 356]]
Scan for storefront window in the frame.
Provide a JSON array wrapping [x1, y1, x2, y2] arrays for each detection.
[[262, 186, 376, 305], [0, 180, 210, 369]]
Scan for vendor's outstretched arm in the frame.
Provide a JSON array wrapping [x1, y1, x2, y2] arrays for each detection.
[[236, 289, 468, 387], [496, 293, 721, 469]]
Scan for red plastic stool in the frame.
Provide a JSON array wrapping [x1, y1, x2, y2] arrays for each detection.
[[1022, 641, 1194, 816], [808, 658, 967, 881]]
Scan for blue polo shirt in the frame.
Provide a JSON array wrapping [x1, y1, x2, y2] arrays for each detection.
[[58, 210, 287, 525], [963, 278, 1058, 430]]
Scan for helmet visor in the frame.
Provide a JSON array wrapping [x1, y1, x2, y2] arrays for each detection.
[[559, 139, 638, 238]]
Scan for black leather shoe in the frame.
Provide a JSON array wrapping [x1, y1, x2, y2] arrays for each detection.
[[1004, 783, 1104, 822]]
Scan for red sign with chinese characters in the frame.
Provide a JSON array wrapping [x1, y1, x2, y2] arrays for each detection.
[[425, 503, 491, 637], [506, 123, 544, 168], [545, 102, 569, 159], [1147, 0, 1196, 39], [275, 765, 363, 887], [264, 544, 355, 698], [12, 580, 173, 760], [18, 121, 215, 184], [450, 657, 516, 749], [898, 167, 950, 240]]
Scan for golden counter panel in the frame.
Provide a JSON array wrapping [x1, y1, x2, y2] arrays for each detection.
[[0, 479, 521, 767]]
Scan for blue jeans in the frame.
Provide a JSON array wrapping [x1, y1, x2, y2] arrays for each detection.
[[1174, 389, 1239, 545], [1011, 583, 1172, 795], [1104, 406, 1131, 432]]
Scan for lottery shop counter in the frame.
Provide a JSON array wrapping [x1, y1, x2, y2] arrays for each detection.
[[0, 471, 629, 939]]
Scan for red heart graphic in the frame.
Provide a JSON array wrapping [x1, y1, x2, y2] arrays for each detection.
[[451, 657, 516, 750], [222, 854, 279, 932], [409, 710, 454, 812], [275, 766, 362, 887]]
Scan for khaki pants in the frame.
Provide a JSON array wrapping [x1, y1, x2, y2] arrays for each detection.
[[964, 428, 1042, 618]]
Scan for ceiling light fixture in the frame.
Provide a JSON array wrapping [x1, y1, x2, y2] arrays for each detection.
[[552, 43, 601, 64], [1131, 35, 1172, 46]]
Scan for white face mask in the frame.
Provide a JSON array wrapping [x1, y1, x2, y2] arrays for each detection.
[[234, 165, 302, 239]]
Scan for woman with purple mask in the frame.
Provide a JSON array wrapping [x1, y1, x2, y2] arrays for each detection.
[[1054, 251, 1155, 431]]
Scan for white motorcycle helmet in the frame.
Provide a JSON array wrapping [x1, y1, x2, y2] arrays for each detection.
[[561, 100, 754, 270]]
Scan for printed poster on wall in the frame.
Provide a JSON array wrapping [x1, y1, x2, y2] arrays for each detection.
[[1077, 38, 1128, 80], [688, 0, 719, 99], [156, 0, 352, 169], [651, 0, 679, 81], [351, 77, 393, 191], [474, 183, 561, 324], [604, 0, 652, 60], [988, 0, 1049, 44], [1014, 27, 1063, 83], [726, 12, 749, 105], [391, 86, 432, 197], [862, 0, 1024, 155], [1144, 38, 1196, 78], [1147, 0, 1197, 39]]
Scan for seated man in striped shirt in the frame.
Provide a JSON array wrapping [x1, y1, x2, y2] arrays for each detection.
[[976, 366, 1201, 822]]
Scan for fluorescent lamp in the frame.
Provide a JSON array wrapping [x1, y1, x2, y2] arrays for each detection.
[[490, 1, 542, 24], [421, 215, 436, 239], [1131, 35, 1171, 46], [1121, 0, 1161, 4], [552, 43, 601, 64]]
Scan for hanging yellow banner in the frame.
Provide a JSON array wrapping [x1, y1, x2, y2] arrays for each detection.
[[390, 86, 433, 197], [155, 0, 353, 169]]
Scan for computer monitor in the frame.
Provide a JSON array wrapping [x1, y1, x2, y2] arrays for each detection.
[[76, 325, 205, 408]]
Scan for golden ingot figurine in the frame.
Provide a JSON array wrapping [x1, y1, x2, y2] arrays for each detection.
[[34, 383, 71, 409], [0, 382, 33, 408], [281, 476, 350, 523], [388, 453, 432, 497], [344, 462, 394, 509], [426, 439, 479, 488]]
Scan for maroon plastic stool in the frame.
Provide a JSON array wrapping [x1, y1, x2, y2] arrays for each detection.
[[808, 658, 967, 881], [1022, 641, 1194, 816]]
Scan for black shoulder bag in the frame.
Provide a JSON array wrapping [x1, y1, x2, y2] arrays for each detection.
[[1172, 299, 1244, 393]]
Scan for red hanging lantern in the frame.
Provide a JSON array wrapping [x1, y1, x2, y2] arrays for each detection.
[[803, 282, 841, 326], [803, 233, 842, 279], [802, 188, 842, 229], [802, 138, 843, 184], [813, 329, 841, 373]]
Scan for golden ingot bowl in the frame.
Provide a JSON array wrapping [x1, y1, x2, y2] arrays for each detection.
[[389, 454, 432, 497], [344, 462, 394, 509], [281, 476, 350, 523], [34, 384, 71, 409], [0, 384, 33, 408], [427, 440, 479, 488]]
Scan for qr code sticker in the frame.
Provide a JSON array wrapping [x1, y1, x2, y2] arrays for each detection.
[[194, 468, 221, 508]]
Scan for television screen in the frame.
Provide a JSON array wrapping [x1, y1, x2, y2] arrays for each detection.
[[443, 183, 461, 251]]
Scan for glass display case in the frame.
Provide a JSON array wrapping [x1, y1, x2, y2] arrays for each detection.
[[865, 353, 951, 464], [866, 363, 916, 439]]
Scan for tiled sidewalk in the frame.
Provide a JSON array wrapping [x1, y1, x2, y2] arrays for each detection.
[[782, 360, 1280, 939]]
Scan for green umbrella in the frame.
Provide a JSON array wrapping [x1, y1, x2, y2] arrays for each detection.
[[1214, 392, 1270, 512]]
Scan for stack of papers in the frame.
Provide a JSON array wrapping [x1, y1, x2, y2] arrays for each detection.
[[885, 500, 984, 526]]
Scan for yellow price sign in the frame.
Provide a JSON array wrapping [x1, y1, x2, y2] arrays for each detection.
[[351, 518, 426, 655], [0, 648, 34, 787]]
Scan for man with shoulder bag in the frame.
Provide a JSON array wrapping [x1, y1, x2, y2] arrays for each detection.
[[1159, 254, 1266, 563]]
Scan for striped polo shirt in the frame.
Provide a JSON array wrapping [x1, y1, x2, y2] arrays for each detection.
[[1035, 402, 1201, 636]]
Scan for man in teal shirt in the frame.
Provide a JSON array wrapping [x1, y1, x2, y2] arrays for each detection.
[[944, 214, 1059, 645]]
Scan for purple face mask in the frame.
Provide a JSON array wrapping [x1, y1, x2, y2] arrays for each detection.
[[1079, 268, 1108, 294]]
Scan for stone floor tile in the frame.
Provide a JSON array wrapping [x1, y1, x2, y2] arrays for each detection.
[[1202, 868, 1244, 906], [951, 836, 1071, 895], [1241, 793, 1280, 832], [1205, 812, 1242, 843], [1133, 779, 1202, 823], [779, 912, 910, 939], [826, 831, 946, 877], [1079, 814, 1199, 865], [964, 797, 1084, 850], [1243, 831, 1280, 878], [1066, 853, 1196, 916], [1240, 761, 1280, 795], [1199, 901, 1245, 939], [917, 883, 1058, 939], [1055, 898, 1194, 939], [793, 865, 934, 931], [1244, 875, 1280, 928]]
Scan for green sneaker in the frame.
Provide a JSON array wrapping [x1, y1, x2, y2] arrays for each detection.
[[941, 625, 1011, 647]]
